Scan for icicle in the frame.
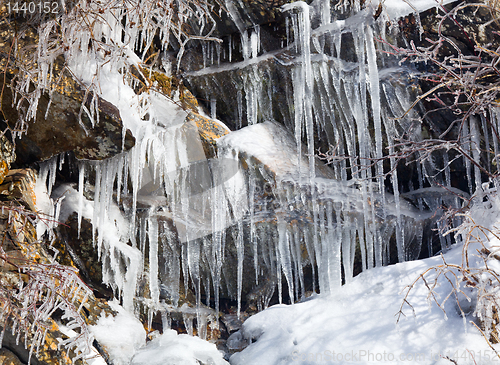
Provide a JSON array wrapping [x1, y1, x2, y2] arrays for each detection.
[[93, 164, 101, 254], [77, 163, 85, 237], [236, 220, 244, 318], [470, 116, 483, 191], [462, 118, 473, 195], [210, 98, 217, 119], [292, 224, 305, 299], [250, 26, 260, 59], [366, 25, 385, 202], [148, 211, 160, 304]]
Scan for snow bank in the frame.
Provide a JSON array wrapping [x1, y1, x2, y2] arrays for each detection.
[[230, 240, 499, 365]]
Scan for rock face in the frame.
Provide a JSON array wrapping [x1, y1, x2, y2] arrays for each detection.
[[1, 72, 136, 164], [0, 348, 23, 365], [0, 169, 37, 211]]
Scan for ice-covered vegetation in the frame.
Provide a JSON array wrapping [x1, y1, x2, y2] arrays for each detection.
[[0, 205, 94, 363]]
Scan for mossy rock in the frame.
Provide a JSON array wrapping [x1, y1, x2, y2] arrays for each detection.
[[185, 113, 230, 158], [0, 348, 23, 365]]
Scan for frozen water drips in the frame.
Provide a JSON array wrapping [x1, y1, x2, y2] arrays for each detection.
[[217, 119, 428, 302], [470, 116, 483, 192], [283, 2, 315, 181], [148, 212, 160, 305], [77, 162, 85, 237]]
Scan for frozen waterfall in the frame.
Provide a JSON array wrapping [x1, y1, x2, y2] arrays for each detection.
[[37, 0, 474, 338]]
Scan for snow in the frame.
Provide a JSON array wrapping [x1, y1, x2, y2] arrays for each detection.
[[90, 300, 146, 365], [383, 0, 457, 20], [229, 245, 495, 365], [130, 329, 228, 365]]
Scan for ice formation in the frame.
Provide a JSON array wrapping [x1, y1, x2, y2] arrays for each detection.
[[34, 0, 489, 339]]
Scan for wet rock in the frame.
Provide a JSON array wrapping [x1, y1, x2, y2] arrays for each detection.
[[0, 169, 37, 211], [54, 213, 114, 298], [0, 348, 24, 365]]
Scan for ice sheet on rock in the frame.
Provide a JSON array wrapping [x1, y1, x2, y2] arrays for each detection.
[[52, 185, 142, 312], [217, 121, 323, 181], [130, 329, 228, 365]]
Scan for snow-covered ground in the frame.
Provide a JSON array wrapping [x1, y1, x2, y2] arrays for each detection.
[[229, 248, 488, 365], [89, 300, 228, 365]]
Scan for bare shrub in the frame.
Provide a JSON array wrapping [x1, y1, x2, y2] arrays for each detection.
[[0, 203, 94, 363], [375, 2, 500, 182], [384, 1, 500, 352], [396, 184, 500, 357]]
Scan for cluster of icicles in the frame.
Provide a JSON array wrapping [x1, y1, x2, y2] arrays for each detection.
[[35, 0, 491, 339]]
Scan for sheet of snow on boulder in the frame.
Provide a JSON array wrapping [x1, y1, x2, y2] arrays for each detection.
[[130, 329, 229, 365], [90, 300, 146, 365], [384, 0, 457, 20], [230, 242, 499, 365]]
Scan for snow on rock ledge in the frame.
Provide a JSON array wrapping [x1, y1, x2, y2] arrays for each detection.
[[130, 329, 229, 365], [90, 301, 146, 365]]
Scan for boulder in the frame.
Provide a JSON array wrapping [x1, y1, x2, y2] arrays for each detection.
[[1, 75, 136, 164], [186, 112, 230, 158], [0, 15, 135, 165], [0, 349, 23, 365], [0, 169, 36, 211]]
